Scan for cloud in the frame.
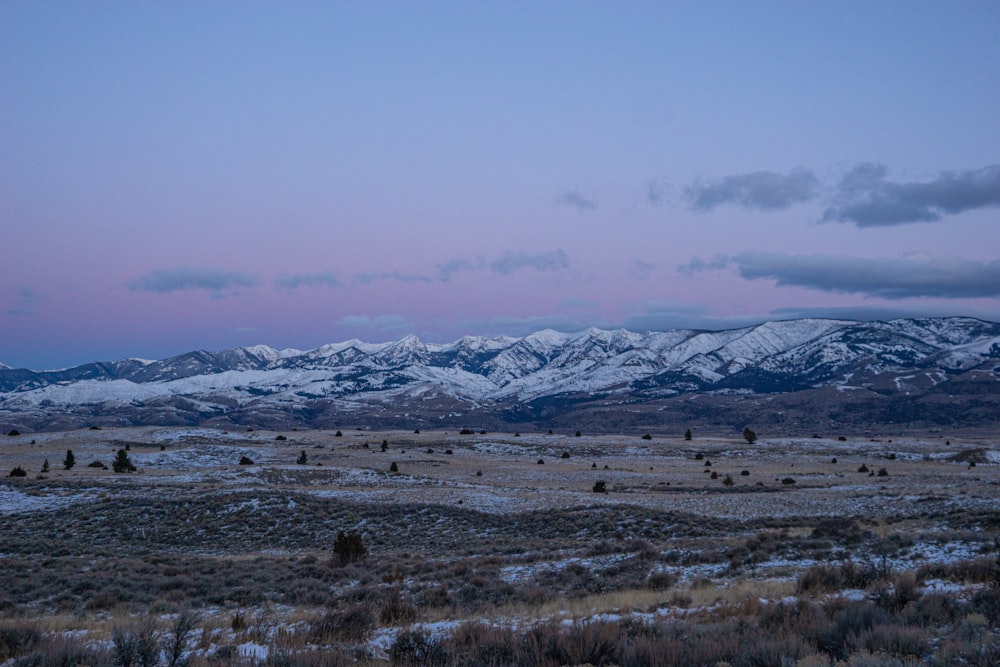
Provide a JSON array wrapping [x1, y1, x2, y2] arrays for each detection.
[[275, 272, 341, 291], [490, 249, 570, 275], [823, 163, 1000, 226], [646, 180, 671, 206], [337, 314, 411, 332], [622, 300, 762, 332], [6, 288, 43, 316], [559, 297, 596, 309], [631, 259, 655, 280], [436, 257, 486, 282], [128, 267, 258, 294], [681, 251, 1000, 299], [456, 313, 601, 338], [687, 169, 819, 212], [354, 271, 434, 285], [556, 190, 597, 212]]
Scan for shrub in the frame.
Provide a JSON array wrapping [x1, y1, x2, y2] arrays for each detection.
[[459, 429, 474, 435], [561, 452, 570, 459], [648, 571, 676, 590], [0, 621, 40, 660], [41, 459, 49, 474], [332, 531, 368, 566], [297, 451, 307, 465], [7, 429, 20, 436], [740, 470, 750, 476], [723, 474, 735, 486], [389, 462, 399, 472], [334, 430, 342, 437], [743, 427, 757, 444], [426, 448, 434, 454], [710, 471, 718, 479], [87, 460, 107, 469], [641, 433, 652, 440], [311, 603, 375, 643], [63, 450, 75, 470], [684, 428, 692, 441], [239, 455, 254, 465], [445, 449, 453, 455], [782, 477, 796, 485], [8, 466, 26, 478], [858, 464, 869, 473], [379, 587, 417, 624], [536, 459, 544, 465], [877, 468, 888, 477], [390, 629, 448, 667], [275, 435, 286, 441], [593, 480, 607, 493], [476, 470, 482, 477], [112, 449, 136, 473], [575, 431, 582, 437]]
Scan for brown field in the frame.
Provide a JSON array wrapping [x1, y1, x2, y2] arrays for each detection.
[[1, 426, 998, 666]]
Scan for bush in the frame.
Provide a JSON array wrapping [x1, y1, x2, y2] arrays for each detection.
[[459, 429, 474, 435], [238, 455, 253, 465], [297, 451, 307, 465], [593, 480, 607, 493], [641, 433, 652, 440], [275, 435, 287, 441], [782, 477, 796, 485], [561, 452, 570, 459], [334, 430, 342, 437], [7, 429, 20, 437], [390, 629, 448, 667], [389, 462, 399, 473], [87, 460, 107, 469], [112, 449, 136, 473], [743, 427, 757, 444], [723, 474, 735, 486], [332, 531, 368, 566], [311, 603, 376, 643], [858, 464, 869, 473], [8, 466, 26, 478]]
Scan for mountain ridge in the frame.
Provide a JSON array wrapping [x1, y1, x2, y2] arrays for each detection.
[[2, 317, 999, 433]]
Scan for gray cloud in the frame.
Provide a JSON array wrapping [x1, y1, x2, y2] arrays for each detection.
[[354, 271, 434, 285], [646, 180, 671, 206], [631, 259, 655, 280], [556, 190, 597, 212], [338, 314, 411, 332], [559, 297, 596, 309], [682, 251, 1000, 299], [274, 272, 341, 291], [687, 169, 819, 212], [489, 249, 570, 275], [128, 268, 258, 294], [436, 257, 486, 282], [823, 163, 1000, 226], [6, 288, 43, 316]]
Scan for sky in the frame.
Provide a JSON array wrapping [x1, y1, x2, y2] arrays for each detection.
[[2, 1, 999, 370]]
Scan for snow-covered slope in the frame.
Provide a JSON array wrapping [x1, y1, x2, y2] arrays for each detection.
[[2, 318, 999, 428]]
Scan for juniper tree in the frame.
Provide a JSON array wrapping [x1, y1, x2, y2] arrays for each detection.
[[112, 448, 136, 473], [63, 450, 75, 470]]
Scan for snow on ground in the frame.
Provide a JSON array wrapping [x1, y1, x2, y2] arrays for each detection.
[[0, 486, 100, 515]]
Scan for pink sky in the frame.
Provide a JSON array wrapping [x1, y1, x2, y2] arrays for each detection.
[[2, 2, 999, 369]]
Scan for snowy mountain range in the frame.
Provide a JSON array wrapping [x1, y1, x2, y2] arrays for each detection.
[[2, 317, 1000, 433]]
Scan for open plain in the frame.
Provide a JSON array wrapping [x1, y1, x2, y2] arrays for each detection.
[[1, 426, 999, 666]]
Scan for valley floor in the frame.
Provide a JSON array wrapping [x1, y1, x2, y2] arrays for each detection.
[[1, 426, 998, 665]]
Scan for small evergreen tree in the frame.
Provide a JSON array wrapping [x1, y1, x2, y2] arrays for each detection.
[[41, 459, 49, 473], [684, 428, 692, 441], [297, 450, 307, 465], [63, 450, 75, 470], [9, 466, 27, 477], [333, 530, 368, 566], [112, 448, 136, 473], [743, 427, 757, 444]]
